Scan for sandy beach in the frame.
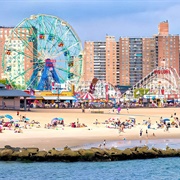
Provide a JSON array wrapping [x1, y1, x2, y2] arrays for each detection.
[[0, 107, 179, 150]]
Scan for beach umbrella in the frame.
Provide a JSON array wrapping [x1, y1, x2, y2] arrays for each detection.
[[163, 118, 170, 122], [163, 118, 170, 124], [51, 117, 59, 124], [80, 92, 95, 100], [51, 117, 63, 124], [5, 114, 13, 120], [52, 117, 59, 121]]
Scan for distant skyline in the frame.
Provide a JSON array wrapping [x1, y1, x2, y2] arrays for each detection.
[[1, 0, 180, 44]]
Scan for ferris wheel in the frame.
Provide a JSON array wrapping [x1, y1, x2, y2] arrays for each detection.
[[2, 14, 83, 90]]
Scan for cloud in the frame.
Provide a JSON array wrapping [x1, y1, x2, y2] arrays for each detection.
[[1, 0, 180, 43], [73, 2, 180, 42]]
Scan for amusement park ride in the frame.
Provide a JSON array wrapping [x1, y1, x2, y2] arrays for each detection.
[[79, 78, 119, 101], [2, 14, 83, 93], [124, 66, 180, 100]]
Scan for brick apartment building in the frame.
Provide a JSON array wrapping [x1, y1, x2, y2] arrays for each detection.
[[0, 26, 36, 88], [83, 21, 180, 87]]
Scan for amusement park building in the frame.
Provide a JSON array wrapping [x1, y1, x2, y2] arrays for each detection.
[[0, 83, 30, 110], [83, 20, 180, 87]]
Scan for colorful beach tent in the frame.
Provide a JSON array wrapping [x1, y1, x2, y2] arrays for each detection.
[[80, 92, 95, 100], [51, 117, 64, 124], [52, 117, 63, 121]]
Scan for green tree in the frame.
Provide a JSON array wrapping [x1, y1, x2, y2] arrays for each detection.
[[134, 88, 150, 98], [0, 79, 6, 85]]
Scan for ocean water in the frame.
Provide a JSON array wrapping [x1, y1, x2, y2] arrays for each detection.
[[1, 138, 180, 180], [0, 158, 180, 180]]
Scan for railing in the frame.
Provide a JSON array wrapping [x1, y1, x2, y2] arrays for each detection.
[[0, 105, 20, 110]]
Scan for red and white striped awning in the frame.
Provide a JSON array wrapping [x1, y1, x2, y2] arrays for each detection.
[[80, 92, 95, 100]]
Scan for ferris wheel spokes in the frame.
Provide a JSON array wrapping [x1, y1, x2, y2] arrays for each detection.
[[2, 14, 83, 90], [53, 41, 79, 60]]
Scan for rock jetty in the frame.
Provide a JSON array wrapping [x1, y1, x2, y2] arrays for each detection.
[[0, 145, 179, 162]]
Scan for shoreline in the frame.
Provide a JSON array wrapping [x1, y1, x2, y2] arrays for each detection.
[[1, 131, 180, 151]]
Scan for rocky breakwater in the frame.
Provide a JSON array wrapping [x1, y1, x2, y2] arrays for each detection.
[[0, 145, 180, 162]]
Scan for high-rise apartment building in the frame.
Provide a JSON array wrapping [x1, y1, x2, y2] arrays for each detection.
[[155, 20, 179, 73], [0, 27, 13, 80], [0, 27, 36, 88], [158, 20, 169, 36], [82, 41, 95, 88], [119, 37, 143, 85], [105, 36, 118, 85], [83, 21, 180, 87], [83, 36, 118, 87], [142, 37, 156, 77]]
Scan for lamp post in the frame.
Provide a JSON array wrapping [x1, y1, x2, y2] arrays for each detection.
[[56, 84, 61, 108], [57, 88, 60, 108]]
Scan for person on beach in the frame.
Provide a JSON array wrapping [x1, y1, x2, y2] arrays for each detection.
[[140, 129, 143, 137], [160, 117, 163, 123], [175, 117, 180, 127], [117, 106, 121, 114], [103, 140, 106, 147], [166, 123, 170, 132], [81, 104, 85, 113], [146, 129, 148, 137], [95, 119, 98, 125], [3, 101, 6, 109], [121, 124, 125, 132], [0, 123, 3, 133]]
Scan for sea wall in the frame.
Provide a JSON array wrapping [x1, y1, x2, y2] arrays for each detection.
[[0, 145, 180, 162]]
